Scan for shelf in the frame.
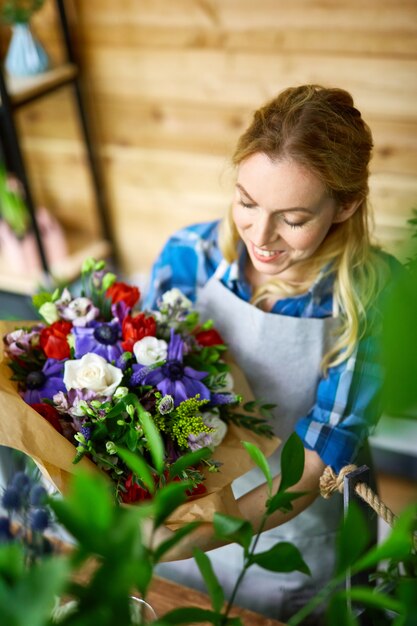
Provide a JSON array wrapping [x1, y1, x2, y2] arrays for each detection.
[[0, 236, 111, 295], [3, 63, 78, 107]]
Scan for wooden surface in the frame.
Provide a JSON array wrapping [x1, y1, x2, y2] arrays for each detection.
[[0, 0, 416, 279], [70, 556, 285, 625], [147, 575, 285, 626]]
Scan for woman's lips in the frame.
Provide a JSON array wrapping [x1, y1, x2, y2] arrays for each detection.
[[251, 243, 284, 263]]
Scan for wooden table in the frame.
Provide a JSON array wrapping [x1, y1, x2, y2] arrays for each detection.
[[146, 575, 286, 626], [59, 540, 286, 625]]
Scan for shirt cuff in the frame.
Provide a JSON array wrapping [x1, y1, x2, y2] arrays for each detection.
[[295, 418, 363, 473]]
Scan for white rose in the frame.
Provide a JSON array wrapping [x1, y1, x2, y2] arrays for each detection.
[[133, 336, 168, 366], [203, 413, 228, 449], [161, 288, 192, 309], [64, 353, 123, 396]]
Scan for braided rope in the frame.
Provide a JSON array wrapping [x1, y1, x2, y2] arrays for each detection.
[[319, 464, 398, 528]]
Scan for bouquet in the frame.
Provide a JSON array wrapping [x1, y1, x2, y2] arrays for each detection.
[[0, 259, 278, 522]]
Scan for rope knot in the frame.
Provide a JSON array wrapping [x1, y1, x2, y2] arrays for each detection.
[[319, 464, 358, 499]]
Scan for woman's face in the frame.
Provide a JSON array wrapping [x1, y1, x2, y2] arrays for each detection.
[[232, 153, 345, 286]]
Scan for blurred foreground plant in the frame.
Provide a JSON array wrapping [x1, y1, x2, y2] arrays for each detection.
[[0, 427, 416, 625]]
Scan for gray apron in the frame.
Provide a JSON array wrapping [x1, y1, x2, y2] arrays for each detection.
[[156, 263, 353, 622]]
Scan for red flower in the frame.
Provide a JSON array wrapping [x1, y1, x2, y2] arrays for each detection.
[[122, 313, 156, 352], [39, 321, 72, 360], [30, 402, 63, 435], [186, 482, 207, 498], [195, 328, 225, 347], [106, 281, 140, 309], [121, 473, 152, 504]]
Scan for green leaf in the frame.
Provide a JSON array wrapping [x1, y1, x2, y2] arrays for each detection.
[[0, 555, 70, 626], [137, 404, 165, 475], [32, 292, 52, 310], [241, 441, 273, 495], [352, 503, 416, 574], [153, 481, 194, 528], [193, 547, 224, 613], [156, 607, 221, 624], [278, 433, 305, 493], [168, 447, 212, 479], [336, 502, 371, 575], [326, 594, 360, 626], [154, 522, 201, 562], [116, 446, 155, 494], [213, 513, 253, 553], [266, 490, 308, 515], [345, 586, 404, 614], [0, 543, 24, 581], [249, 542, 311, 575], [50, 470, 115, 550], [125, 427, 139, 451]]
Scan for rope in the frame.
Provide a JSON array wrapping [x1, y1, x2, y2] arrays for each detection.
[[319, 464, 398, 528]]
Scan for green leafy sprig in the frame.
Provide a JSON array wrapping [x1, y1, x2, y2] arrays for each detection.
[[1, 0, 45, 24]]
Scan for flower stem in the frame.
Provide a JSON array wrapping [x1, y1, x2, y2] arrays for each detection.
[[220, 513, 269, 624]]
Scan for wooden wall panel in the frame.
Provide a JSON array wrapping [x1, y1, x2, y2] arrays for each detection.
[[2, 0, 417, 276]]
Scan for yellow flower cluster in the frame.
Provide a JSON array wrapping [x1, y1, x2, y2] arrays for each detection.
[[170, 395, 211, 448]]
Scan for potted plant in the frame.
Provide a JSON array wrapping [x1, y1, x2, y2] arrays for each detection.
[[1, 0, 49, 76], [0, 162, 67, 274]]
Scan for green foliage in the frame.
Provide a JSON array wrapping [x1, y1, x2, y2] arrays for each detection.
[[193, 547, 225, 613], [380, 209, 417, 416], [1, 429, 415, 625], [1, 1, 45, 24], [0, 553, 70, 626], [0, 164, 30, 237]]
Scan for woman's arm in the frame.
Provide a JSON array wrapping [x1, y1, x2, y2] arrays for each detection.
[[157, 447, 325, 561], [238, 447, 325, 533]]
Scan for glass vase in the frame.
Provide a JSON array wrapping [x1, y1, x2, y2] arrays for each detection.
[[5, 22, 49, 77]]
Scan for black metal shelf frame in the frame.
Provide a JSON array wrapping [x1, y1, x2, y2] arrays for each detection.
[[0, 0, 113, 280]]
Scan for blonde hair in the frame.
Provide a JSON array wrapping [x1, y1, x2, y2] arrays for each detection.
[[219, 85, 390, 371]]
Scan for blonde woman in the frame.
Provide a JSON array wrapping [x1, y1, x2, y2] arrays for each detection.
[[144, 85, 402, 624]]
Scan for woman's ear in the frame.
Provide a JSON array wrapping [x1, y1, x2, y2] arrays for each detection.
[[332, 198, 362, 224]]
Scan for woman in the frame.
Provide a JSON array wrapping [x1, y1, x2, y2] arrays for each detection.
[[143, 85, 401, 623]]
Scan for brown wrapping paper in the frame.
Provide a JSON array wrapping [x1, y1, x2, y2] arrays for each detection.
[[0, 321, 279, 527]]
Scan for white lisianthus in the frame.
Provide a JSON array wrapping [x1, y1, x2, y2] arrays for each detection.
[[161, 288, 192, 310], [203, 413, 228, 449], [38, 302, 59, 324], [133, 336, 168, 366], [64, 353, 123, 396]]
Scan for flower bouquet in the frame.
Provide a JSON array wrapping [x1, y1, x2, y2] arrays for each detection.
[[0, 259, 278, 527]]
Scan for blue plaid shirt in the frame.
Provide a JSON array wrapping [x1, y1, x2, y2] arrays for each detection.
[[144, 220, 398, 472]]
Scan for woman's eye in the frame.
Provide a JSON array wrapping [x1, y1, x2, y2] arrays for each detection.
[[283, 219, 305, 229], [240, 199, 256, 209]]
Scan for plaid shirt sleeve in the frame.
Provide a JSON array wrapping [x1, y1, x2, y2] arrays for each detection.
[[295, 327, 384, 473], [142, 221, 222, 310]]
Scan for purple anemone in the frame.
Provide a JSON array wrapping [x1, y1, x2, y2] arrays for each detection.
[[133, 330, 210, 406], [23, 359, 66, 404], [72, 320, 122, 362]]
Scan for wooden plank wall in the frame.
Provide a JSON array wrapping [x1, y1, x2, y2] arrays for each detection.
[[3, 0, 417, 276]]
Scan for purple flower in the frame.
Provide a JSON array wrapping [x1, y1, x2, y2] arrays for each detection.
[[4, 326, 44, 357], [23, 359, 66, 404], [188, 432, 213, 451], [138, 330, 210, 406], [73, 320, 122, 362]]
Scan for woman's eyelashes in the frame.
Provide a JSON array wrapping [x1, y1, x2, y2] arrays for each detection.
[[283, 219, 305, 229], [239, 198, 256, 209]]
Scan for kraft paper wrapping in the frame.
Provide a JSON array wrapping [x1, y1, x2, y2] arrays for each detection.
[[0, 321, 279, 527]]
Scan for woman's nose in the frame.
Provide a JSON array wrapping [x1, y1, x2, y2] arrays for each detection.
[[252, 214, 277, 246]]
